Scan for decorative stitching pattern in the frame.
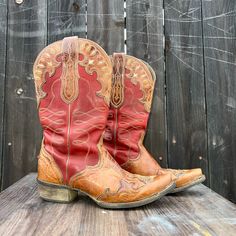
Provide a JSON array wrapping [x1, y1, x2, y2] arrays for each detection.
[[167, 169, 189, 178], [78, 41, 112, 106], [125, 56, 155, 112], [33, 42, 61, 106], [69, 138, 155, 202], [110, 53, 125, 108], [38, 141, 64, 184], [60, 37, 80, 104], [33, 39, 112, 106]]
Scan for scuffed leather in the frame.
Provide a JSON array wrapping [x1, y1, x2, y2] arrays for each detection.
[[104, 54, 204, 189], [70, 143, 172, 203], [104, 54, 158, 168], [37, 142, 63, 185], [121, 133, 161, 176], [162, 168, 203, 188]]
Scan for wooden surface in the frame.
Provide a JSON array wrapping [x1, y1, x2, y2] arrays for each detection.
[[0, 174, 236, 236], [0, 0, 235, 203]]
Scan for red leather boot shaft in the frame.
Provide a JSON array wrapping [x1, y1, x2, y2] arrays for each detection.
[[104, 54, 154, 166], [34, 37, 111, 183], [104, 54, 205, 189]]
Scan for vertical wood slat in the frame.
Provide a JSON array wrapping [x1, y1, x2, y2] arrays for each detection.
[[47, 0, 86, 44], [202, 0, 236, 202], [126, 0, 167, 167], [0, 0, 7, 187], [164, 0, 209, 182], [87, 0, 125, 54], [1, 0, 47, 189]]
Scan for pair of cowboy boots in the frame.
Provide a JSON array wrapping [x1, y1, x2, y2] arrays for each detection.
[[33, 37, 205, 209]]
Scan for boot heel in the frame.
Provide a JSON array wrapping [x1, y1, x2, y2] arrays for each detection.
[[38, 183, 78, 203]]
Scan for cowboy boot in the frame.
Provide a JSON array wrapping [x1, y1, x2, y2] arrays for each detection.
[[103, 53, 205, 193], [33, 37, 175, 209]]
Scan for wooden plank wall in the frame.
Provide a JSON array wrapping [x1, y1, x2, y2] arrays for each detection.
[[1, 0, 47, 189], [48, 0, 86, 43], [0, 0, 235, 203], [87, 0, 124, 54], [0, 0, 7, 186], [202, 0, 236, 203]]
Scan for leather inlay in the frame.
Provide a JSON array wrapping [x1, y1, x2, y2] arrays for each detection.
[[68, 138, 169, 203], [33, 38, 112, 106], [78, 41, 112, 105], [33, 43, 61, 106], [37, 141, 64, 184], [60, 36, 80, 104], [125, 56, 155, 112], [110, 53, 125, 108]]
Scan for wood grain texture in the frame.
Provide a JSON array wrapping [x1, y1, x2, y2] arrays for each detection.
[[126, 0, 167, 167], [164, 0, 208, 183], [87, 0, 124, 54], [47, 0, 86, 43], [0, 173, 236, 236], [202, 0, 236, 202], [1, 0, 47, 189], [0, 0, 7, 186]]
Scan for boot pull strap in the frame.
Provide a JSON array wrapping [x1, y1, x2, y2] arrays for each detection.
[[62, 36, 78, 58], [110, 53, 125, 108], [60, 36, 80, 104]]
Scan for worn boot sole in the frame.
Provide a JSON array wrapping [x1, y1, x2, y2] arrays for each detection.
[[171, 175, 206, 193], [37, 179, 176, 209]]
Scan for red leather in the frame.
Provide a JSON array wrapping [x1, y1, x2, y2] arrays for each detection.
[[104, 59, 148, 166], [39, 41, 108, 184]]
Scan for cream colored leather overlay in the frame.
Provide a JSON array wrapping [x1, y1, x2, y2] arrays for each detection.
[[125, 55, 155, 112], [60, 36, 80, 104], [110, 53, 125, 108], [33, 38, 112, 106]]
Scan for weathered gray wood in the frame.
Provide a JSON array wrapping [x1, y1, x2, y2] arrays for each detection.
[[164, 0, 208, 182], [202, 0, 236, 203], [0, 0, 7, 187], [126, 0, 167, 167], [47, 0, 86, 43], [1, 0, 47, 189], [0, 173, 236, 235], [87, 0, 124, 54]]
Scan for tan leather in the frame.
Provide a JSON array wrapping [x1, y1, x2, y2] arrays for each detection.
[[122, 143, 161, 176], [161, 168, 203, 188], [121, 148, 204, 188], [121, 145, 178, 181], [69, 145, 173, 203], [104, 54, 205, 191], [38, 143, 63, 185], [38, 139, 173, 203]]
